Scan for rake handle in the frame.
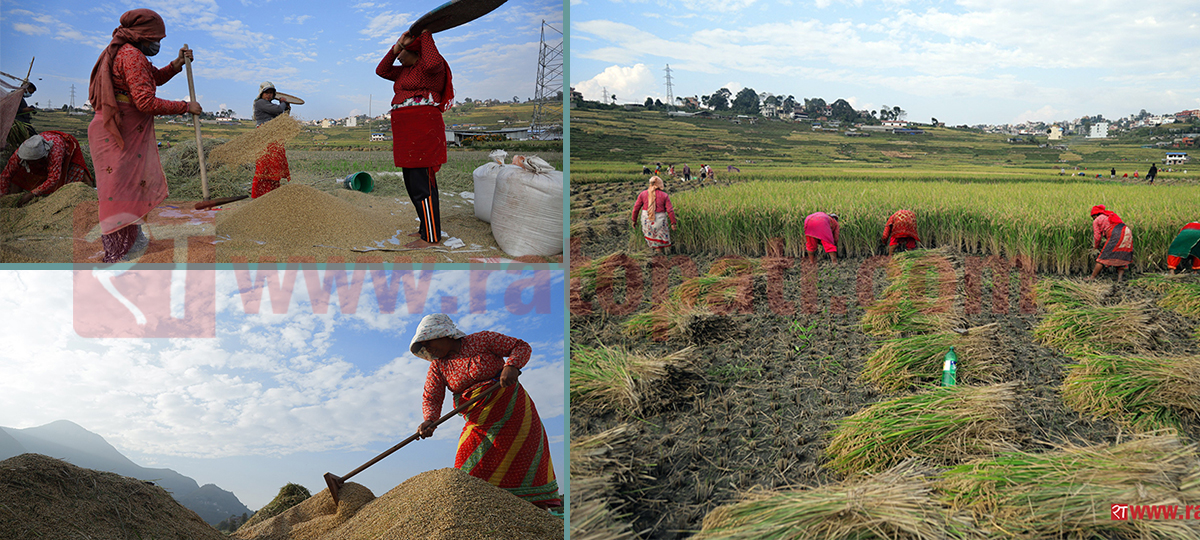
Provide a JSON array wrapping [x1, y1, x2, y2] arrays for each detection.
[[337, 381, 502, 483], [182, 44, 209, 201]]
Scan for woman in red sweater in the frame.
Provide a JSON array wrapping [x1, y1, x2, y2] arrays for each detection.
[[376, 30, 454, 248], [631, 175, 678, 254]]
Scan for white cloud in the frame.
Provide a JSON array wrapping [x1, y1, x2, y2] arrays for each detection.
[[574, 63, 657, 103], [11, 22, 50, 35]]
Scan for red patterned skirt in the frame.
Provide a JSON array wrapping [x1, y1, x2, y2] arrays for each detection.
[[251, 142, 289, 198]]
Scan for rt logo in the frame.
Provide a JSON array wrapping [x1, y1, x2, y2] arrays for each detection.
[[1111, 504, 1129, 521], [73, 269, 216, 338]]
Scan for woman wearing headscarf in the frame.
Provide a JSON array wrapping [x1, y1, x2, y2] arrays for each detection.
[[631, 175, 677, 254], [1167, 222, 1200, 274], [1088, 205, 1133, 281], [805, 211, 840, 264], [0, 132, 93, 206], [87, 8, 201, 262], [377, 29, 453, 248], [410, 314, 562, 510], [881, 209, 919, 256], [250, 81, 291, 198]]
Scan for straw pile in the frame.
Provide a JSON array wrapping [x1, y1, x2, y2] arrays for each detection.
[[696, 462, 976, 540], [1133, 274, 1200, 318], [240, 483, 312, 530], [860, 324, 1008, 393], [233, 482, 375, 540], [624, 261, 763, 340], [570, 343, 693, 414], [0, 453, 226, 540], [861, 250, 962, 337], [1062, 354, 1200, 430], [1035, 278, 1111, 311], [825, 383, 1018, 475], [320, 468, 563, 540], [209, 114, 304, 167], [1033, 300, 1162, 355], [938, 433, 1200, 539], [571, 426, 638, 540]]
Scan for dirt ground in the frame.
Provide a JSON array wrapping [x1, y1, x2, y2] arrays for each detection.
[[570, 177, 1200, 539]]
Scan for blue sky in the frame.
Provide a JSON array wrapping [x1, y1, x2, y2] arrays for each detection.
[[570, 0, 1200, 126], [0, 268, 565, 510], [2, 0, 563, 120]]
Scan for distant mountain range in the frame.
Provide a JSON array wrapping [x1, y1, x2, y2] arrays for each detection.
[[0, 420, 251, 525]]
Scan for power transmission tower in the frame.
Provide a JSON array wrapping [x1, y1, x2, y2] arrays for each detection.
[[602, 86, 609, 105], [69, 84, 76, 111], [530, 20, 563, 140], [664, 65, 674, 111]]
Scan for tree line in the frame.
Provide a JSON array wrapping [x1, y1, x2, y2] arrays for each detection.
[[573, 86, 906, 125]]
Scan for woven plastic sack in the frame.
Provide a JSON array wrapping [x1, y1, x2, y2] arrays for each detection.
[[472, 149, 508, 223], [490, 155, 563, 256]]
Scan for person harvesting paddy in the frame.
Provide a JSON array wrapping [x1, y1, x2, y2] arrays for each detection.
[[377, 29, 453, 248], [87, 8, 202, 262], [250, 82, 291, 198], [631, 175, 677, 254], [1088, 205, 1133, 282], [881, 209, 919, 256], [1167, 222, 1200, 274], [409, 314, 562, 512], [805, 211, 840, 264]]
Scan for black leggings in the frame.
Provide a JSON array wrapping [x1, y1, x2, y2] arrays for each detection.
[[403, 167, 440, 243]]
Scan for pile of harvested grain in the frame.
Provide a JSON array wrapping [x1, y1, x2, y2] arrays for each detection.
[[331, 468, 562, 540], [240, 483, 313, 530], [7, 181, 97, 237], [209, 114, 304, 167], [233, 482, 375, 540], [217, 184, 389, 248], [0, 453, 225, 540]]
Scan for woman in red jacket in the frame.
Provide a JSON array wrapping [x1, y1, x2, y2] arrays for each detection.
[[376, 30, 454, 248]]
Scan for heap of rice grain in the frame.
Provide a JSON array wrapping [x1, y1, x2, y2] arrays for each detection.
[[208, 114, 304, 167], [0, 453, 226, 540], [216, 184, 394, 248], [233, 482, 375, 540], [7, 181, 97, 237]]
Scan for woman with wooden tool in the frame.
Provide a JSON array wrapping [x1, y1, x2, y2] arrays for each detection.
[[250, 82, 292, 198], [376, 29, 453, 249], [409, 314, 562, 510], [87, 8, 202, 262]]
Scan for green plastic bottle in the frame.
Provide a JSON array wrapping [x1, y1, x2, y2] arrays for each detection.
[[942, 346, 958, 386]]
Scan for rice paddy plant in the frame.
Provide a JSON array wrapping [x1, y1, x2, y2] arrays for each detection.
[[570, 344, 691, 414], [1062, 354, 1200, 431], [695, 462, 979, 540], [623, 296, 707, 341], [1034, 278, 1110, 311], [937, 434, 1200, 540], [825, 383, 1017, 475], [1132, 274, 1200, 318], [571, 251, 650, 294], [861, 251, 961, 337], [1032, 301, 1161, 355], [861, 325, 1007, 393], [669, 180, 1197, 272]]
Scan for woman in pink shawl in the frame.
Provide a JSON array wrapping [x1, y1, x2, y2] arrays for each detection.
[[87, 9, 202, 262], [1088, 204, 1133, 282], [631, 176, 677, 254], [804, 211, 840, 264]]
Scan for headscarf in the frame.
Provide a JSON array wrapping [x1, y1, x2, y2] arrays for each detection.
[[258, 81, 275, 99], [409, 314, 467, 360], [406, 32, 455, 112], [17, 134, 52, 161], [1090, 204, 1124, 225], [88, 9, 167, 149], [646, 176, 664, 225]]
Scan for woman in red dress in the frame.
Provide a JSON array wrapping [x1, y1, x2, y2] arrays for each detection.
[[410, 314, 562, 510], [376, 30, 453, 248], [87, 9, 202, 262]]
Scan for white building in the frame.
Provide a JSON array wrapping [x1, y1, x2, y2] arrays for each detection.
[[346, 116, 358, 127], [1048, 126, 1063, 140], [1089, 122, 1109, 138], [1165, 152, 1188, 165], [370, 133, 391, 141]]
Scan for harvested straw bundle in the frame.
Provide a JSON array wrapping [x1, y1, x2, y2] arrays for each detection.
[[570, 343, 692, 414], [861, 324, 1007, 393], [1033, 301, 1162, 355], [1132, 274, 1200, 318], [0, 453, 226, 540], [232, 482, 375, 540], [861, 250, 962, 337], [1035, 278, 1111, 311], [696, 462, 977, 540], [571, 427, 638, 540], [826, 383, 1017, 475], [1062, 354, 1200, 431], [208, 114, 303, 167], [571, 251, 650, 294], [938, 433, 1200, 540], [623, 296, 712, 340]]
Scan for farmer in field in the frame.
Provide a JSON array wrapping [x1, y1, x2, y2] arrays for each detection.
[[1088, 205, 1133, 282], [377, 29, 453, 248], [250, 82, 291, 198], [631, 175, 677, 254], [1, 132, 94, 206], [881, 209, 919, 255], [805, 211, 840, 264], [681, 163, 691, 182], [1147, 163, 1158, 183], [1167, 222, 1200, 274], [87, 8, 202, 262], [410, 314, 562, 511]]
